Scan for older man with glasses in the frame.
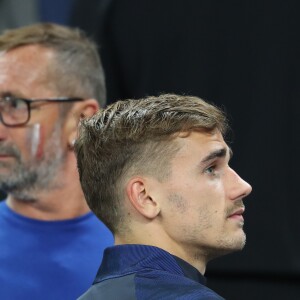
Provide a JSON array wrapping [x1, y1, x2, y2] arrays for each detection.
[[0, 23, 113, 300]]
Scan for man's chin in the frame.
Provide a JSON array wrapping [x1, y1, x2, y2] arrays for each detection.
[[0, 167, 12, 177], [230, 232, 246, 251], [206, 237, 246, 262], [218, 232, 246, 255]]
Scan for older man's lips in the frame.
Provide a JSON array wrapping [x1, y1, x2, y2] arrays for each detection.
[[228, 208, 245, 221], [0, 154, 14, 160]]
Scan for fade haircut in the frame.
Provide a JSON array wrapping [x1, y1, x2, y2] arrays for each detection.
[[0, 22, 106, 107], [75, 94, 228, 233]]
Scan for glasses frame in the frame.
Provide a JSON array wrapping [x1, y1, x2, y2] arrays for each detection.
[[0, 97, 84, 127]]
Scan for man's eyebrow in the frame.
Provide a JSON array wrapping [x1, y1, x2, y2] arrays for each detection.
[[201, 147, 232, 164], [0, 91, 17, 98]]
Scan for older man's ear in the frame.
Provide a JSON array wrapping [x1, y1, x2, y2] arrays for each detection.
[[65, 98, 99, 150]]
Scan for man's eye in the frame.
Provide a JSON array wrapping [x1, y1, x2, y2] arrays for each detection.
[[10, 99, 20, 108], [205, 165, 217, 176], [7, 98, 24, 109]]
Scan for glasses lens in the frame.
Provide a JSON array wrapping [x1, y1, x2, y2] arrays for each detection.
[[0, 97, 28, 125]]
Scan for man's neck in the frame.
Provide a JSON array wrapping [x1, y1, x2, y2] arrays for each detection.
[[7, 183, 90, 221]]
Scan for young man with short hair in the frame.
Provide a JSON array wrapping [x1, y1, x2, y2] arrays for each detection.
[[75, 94, 252, 299]]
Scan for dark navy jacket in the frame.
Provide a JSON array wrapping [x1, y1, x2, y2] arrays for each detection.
[[78, 244, 224, 299]]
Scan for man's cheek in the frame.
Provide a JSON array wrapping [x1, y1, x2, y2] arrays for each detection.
[[25, 123, 44, 160]]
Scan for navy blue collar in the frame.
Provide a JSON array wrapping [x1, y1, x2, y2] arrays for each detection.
[[94, 244, 206, 285], [173, 255, 206, 285]]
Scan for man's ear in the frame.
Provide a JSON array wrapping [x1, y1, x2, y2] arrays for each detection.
[[126, 177, 160, 219], [78, 98, 99, 119], [65, 98, 99, 149]]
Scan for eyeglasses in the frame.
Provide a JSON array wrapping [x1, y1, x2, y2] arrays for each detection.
[[0, 96, 84, 127]]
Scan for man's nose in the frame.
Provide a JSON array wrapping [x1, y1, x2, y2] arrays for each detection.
[[228, 168, 252, 201]]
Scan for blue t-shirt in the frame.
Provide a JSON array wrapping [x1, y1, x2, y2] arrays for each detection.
[[0, 201, 114, 300]]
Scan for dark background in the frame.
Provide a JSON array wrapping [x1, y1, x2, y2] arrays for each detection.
[[71, 1, 300, 299]]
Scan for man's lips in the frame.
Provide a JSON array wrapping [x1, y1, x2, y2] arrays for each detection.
[[227, 208, 245, 221], [0, 154, 15, 160]]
